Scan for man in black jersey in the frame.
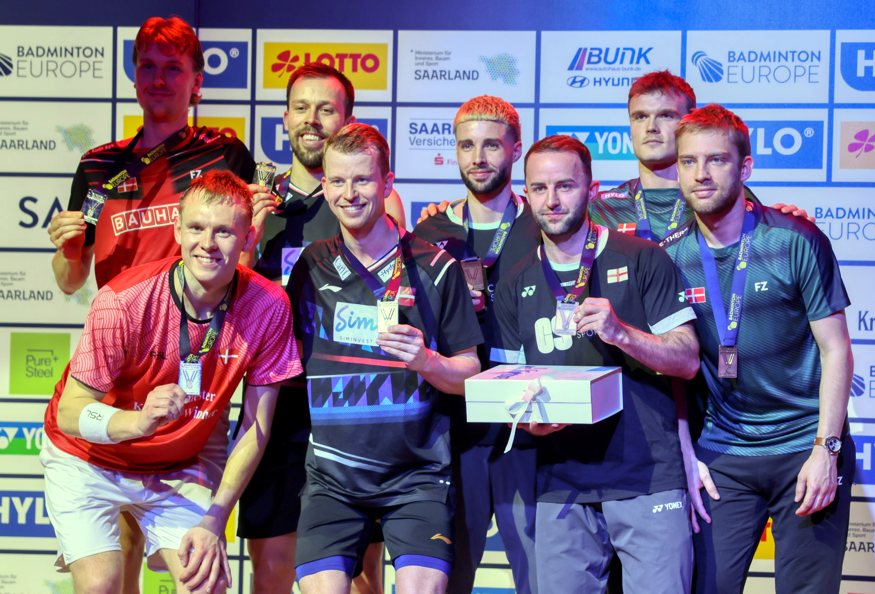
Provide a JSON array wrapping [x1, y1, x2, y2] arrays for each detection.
[[491, 135, 700, 593], [290, 123, 481, 594], [239, 64, 401, 594], [413, 95, 540, 594]]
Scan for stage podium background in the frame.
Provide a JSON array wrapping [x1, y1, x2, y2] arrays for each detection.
[[1, 1, 874, 592]]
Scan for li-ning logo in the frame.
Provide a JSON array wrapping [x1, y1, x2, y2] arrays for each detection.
[[521, 285, 536, 297], [430, 533, 452, 545]]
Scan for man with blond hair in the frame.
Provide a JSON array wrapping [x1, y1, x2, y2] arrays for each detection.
[[413, 95, 540, 593]]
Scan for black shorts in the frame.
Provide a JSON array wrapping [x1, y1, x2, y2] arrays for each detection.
[[294, 492, 454, 575], [237, 389, 310, 539]]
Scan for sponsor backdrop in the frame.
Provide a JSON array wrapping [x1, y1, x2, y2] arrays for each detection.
[[0, 1, 873, 591]]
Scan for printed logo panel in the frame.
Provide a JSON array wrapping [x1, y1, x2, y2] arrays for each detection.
[[256, 30, 393, 102], [0, 553, 72, 591], [832, 109, 875, 183], [835, 31, 875, 102], [0, 253, 94, 326], [116, 28, 251, 101], [114, 102, 249, 144], [395, 107, 533, 181], [0, 401, 49, 475], [332, 302, 378, 346], [748, 186, 875, 263], [0, 101, 111, 174], [687, 30, 830, 103], [732, 109, 828, 182], [253, 104, 391, 169], [539, 31, 682, 103], [397, 30, 536, 103], [843, 263, 875, 343], [8, 332, 69, 396], [848, 344, 875, 420], [0, 26, 112, 98], [1, 177, 71, 250], [540, 107, 638, 181]]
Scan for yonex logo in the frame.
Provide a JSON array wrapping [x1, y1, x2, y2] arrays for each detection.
[[652, 500, 683, 513], [521, 285, 536, 297]]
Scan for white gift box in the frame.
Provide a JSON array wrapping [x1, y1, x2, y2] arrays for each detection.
[[464, 364, 623, 425]]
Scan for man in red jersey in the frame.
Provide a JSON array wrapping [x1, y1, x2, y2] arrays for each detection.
[[41, 171, 300, 594]]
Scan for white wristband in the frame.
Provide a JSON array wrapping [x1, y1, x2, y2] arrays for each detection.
[[79, 402, 121, 444]]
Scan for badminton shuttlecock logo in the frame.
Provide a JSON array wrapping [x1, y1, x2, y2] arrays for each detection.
[[691, 51, 724, 83]]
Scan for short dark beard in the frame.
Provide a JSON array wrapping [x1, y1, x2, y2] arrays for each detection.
[[460, 165, 511, 197]]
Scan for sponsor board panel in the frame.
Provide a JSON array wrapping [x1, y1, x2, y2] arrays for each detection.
[[0, 26, 112, 98], [851, 423, 875, 498], [0, 251, 95, 325], [843, 263, 875, 343], [0, 553, 73, 593], [832, 109, 875, 183], [745, 186, 875, 263], [539, 107, 639, 181], [849, 344, 875, 420], [844, 498, 875, 576], [114, 102, 249, 144], [395, 107, 533, 181], [0, 477, 56, 550], [256, 29, 393, 102], [397, 30, 536, 103], [539, 31, 682, 104], [835, 31, 875, 103], [0, 101, 111, 174], [397, 183, 470, 230], [1, 177, 71, 250], [116, 27, 251, 102], [732, 108, 828, 182], [0, 328, 82, 401], [841, 583, 875, 594], [253, 104, 391, 169], [687, 30, 831, 104], [0, 401, 50, 475]]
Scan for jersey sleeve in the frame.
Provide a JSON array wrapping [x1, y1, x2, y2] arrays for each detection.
[[790, 224, 850, 321], [435, 256, 484, 355], [68, 159, 97, 247], [637, 243, 697, 335], [489, 273, 524, 365], [224, 138, 256, 184], [69, 287, 130, 392], [244, 288, 303, 385]]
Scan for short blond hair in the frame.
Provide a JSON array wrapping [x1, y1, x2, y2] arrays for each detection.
[[453, 95, 521, 142]]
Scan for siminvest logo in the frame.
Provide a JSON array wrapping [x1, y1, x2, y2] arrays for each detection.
[[263, 42, 388, 91]]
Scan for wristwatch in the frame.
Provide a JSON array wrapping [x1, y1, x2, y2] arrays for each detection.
[[814, 435, 842, 455]]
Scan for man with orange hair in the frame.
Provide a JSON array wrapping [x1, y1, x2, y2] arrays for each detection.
[[41, 171, 300, 594]]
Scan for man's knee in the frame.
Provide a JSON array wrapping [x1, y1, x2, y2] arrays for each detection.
[[395, 565, 448, 594], [70, 552, 123, 594], [300, 569, 351, 594], [248, 534, 297, 590]]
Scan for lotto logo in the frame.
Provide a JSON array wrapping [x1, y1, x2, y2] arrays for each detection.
[[263, 42, 388, 91]]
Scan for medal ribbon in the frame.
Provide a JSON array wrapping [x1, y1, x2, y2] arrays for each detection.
[[101, 126, 190, 193], [274, 173, 324, 214], [539, 222, 600, 304], [631, 179, 686, 242], [339, 219, 406, 303], [176, 260, 236, 364], [697, 207, 757, 348], [462, 196, 517, 267]]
